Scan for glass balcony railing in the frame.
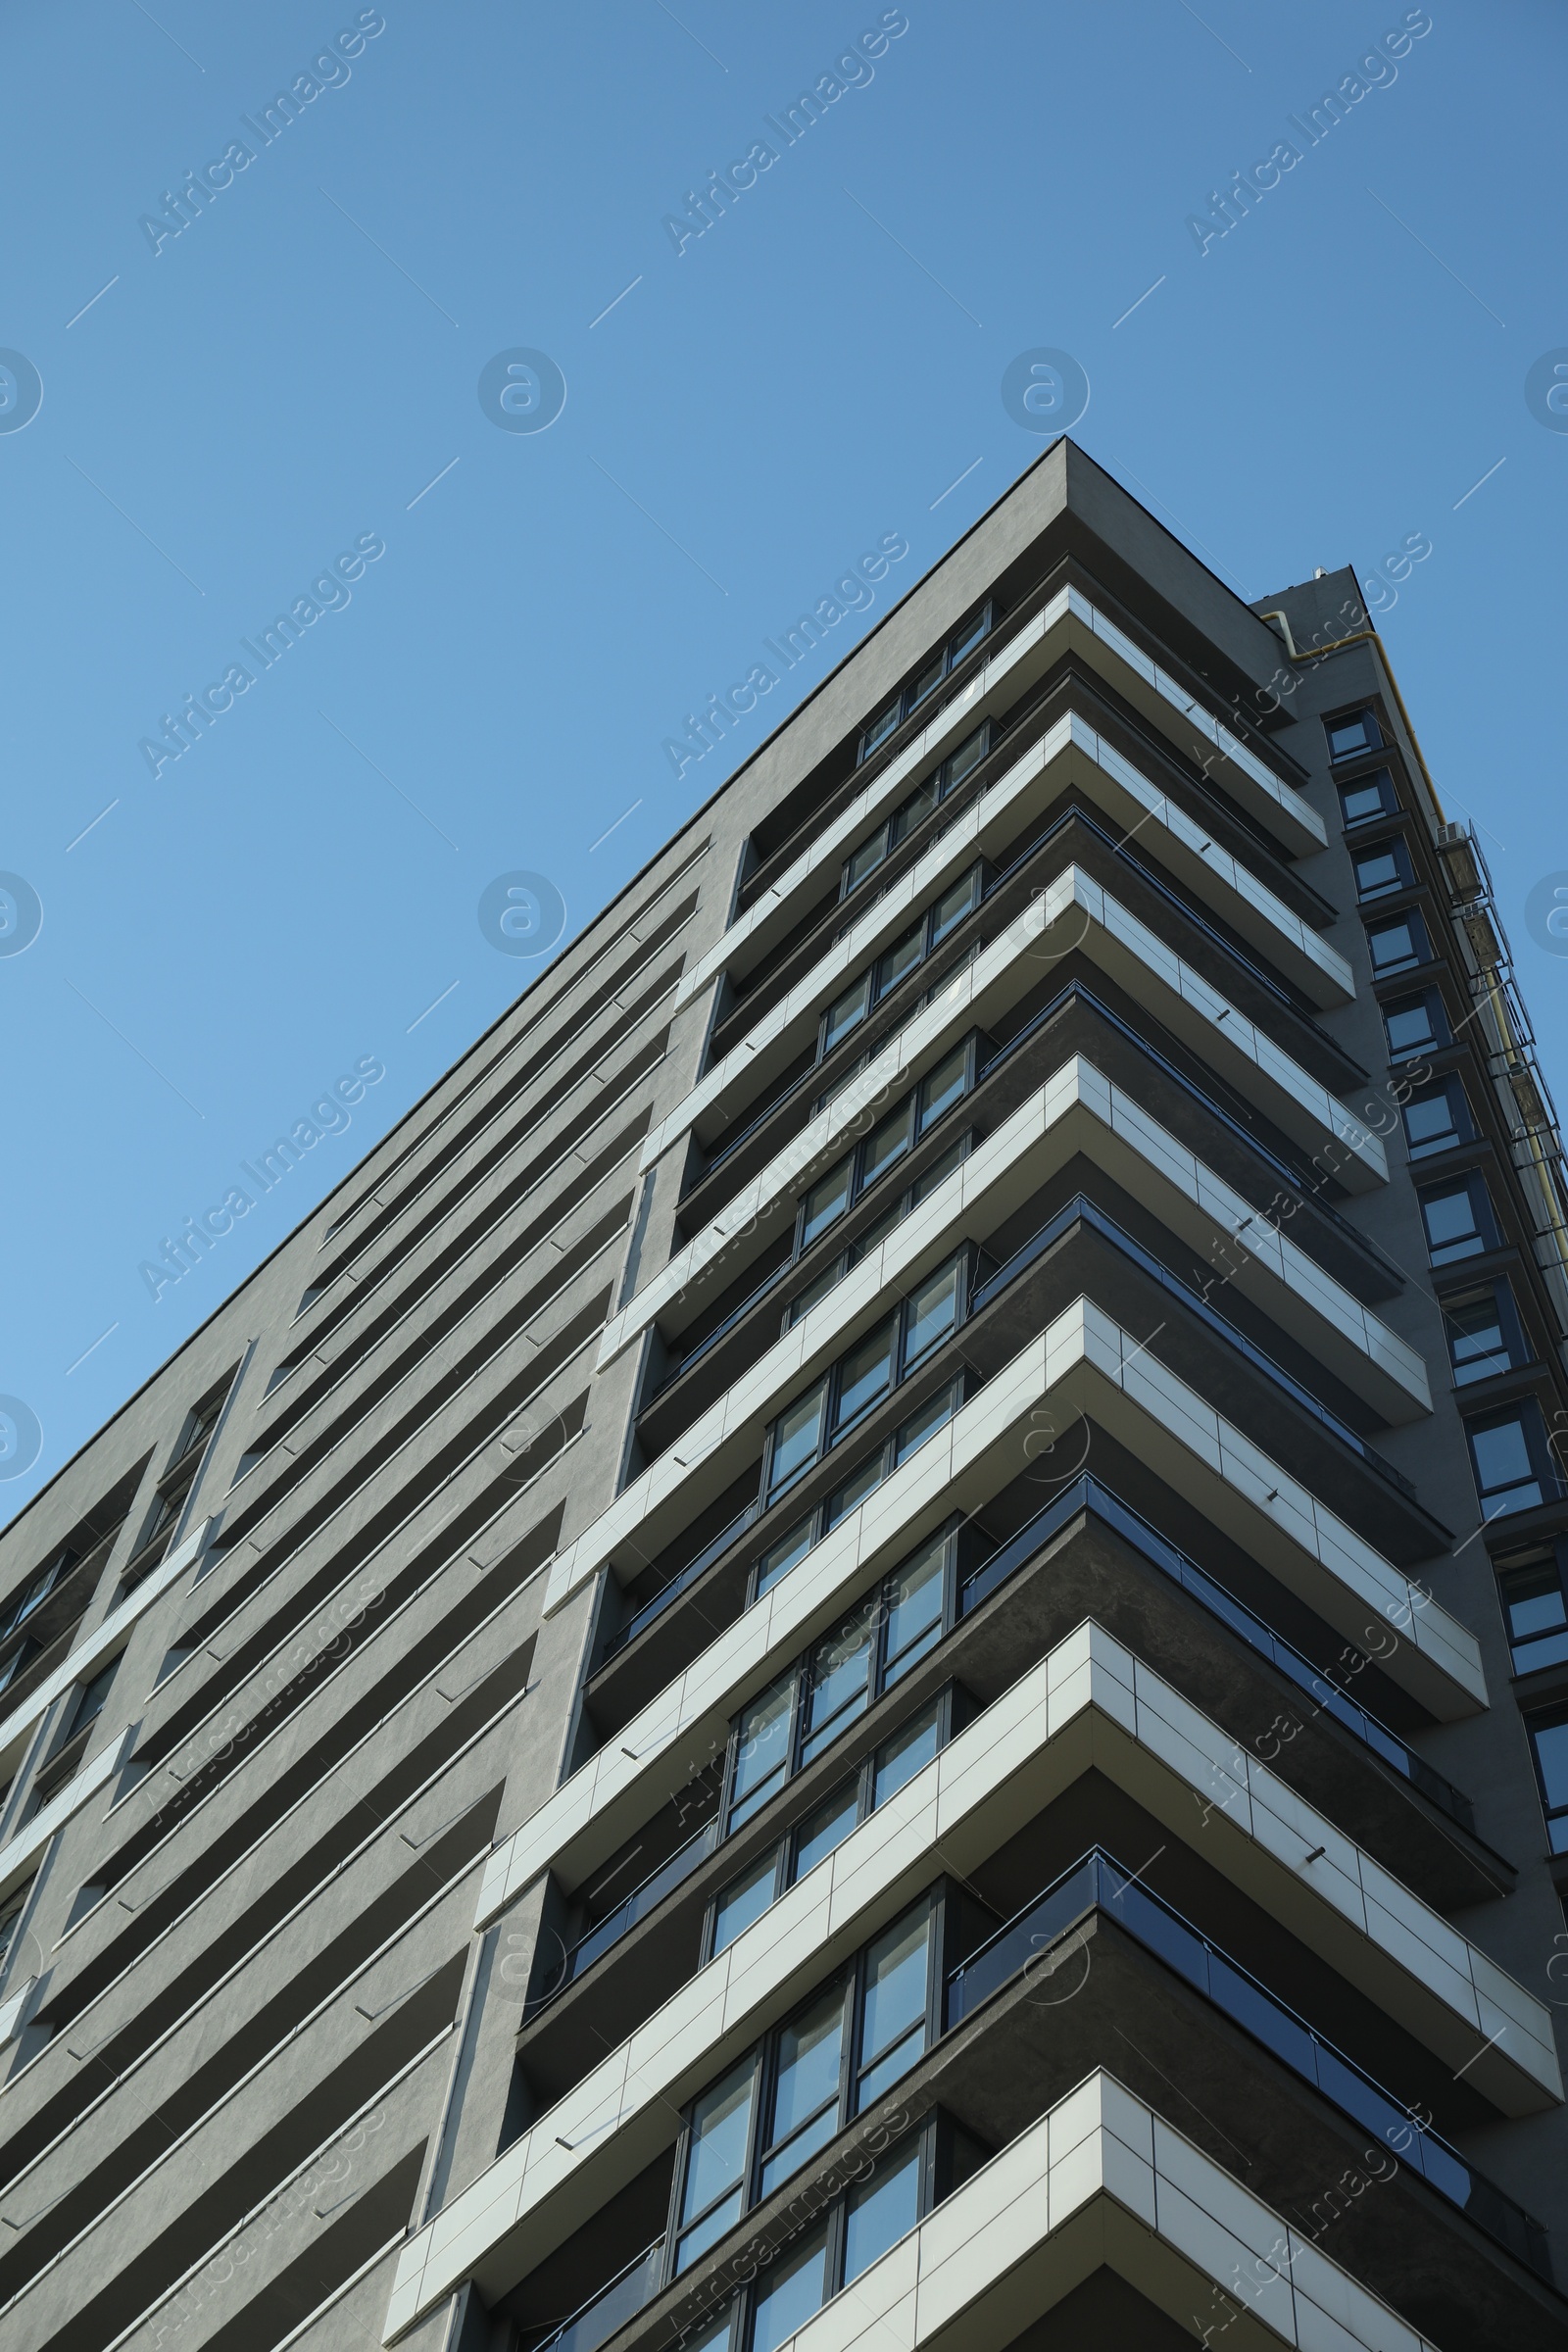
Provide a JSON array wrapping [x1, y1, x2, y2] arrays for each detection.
[[600, 1501, 763, 1665], [947, 1847, 1551, 2285], [960, 1473, 1477, 1836], [543, 1821, 721, 2003], [969, 1193, 1424, 1510], [529, 2236, 665, 2352]]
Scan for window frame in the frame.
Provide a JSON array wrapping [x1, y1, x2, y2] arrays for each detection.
[[1443, 1279, 1528, 1389], [1382, 987, 1449, 1063], [1401, 1072, 1476, 1161], [1325, 706, 1384, 764], [715, 1548, 962, 1858], [750, 1378, 968, 1603], [840, 722, 997, 903], [819, 864, 988, 1061], [792, 1042, 980, 1269], [1465, 1396, 1563, 1521], [674, 2113, 948, 2352], [670, 1889, 948, 2279], [1338, 767, 1400, 829], [855, 608, 995, 768], [1495, 1540, 1568, 1677], [1364, 906, 1433, 978], [1523, 1701, 1568, 1853], [762, 1253, 972, 1501], [1419, 1170, 1501, 1266], [1351, 832, 1417, 903]]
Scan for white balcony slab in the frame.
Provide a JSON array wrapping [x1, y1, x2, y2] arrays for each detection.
[[675, 586, 1326, 1013], [643, 862, 1383, 1194], [601, 1054, 1428, 1431], [674, 720, 1348, 1126]]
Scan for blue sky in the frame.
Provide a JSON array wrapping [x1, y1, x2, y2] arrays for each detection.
[[2, 0, 1564, 1513]]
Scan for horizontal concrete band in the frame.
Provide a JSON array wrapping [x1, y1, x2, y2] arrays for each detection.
[[643, 861, 1384, 1197], [600, 1052, 1428, 1429], [675, 583, 1326, 1011], [675, 717, 1349, 1120], [405, 1629, 1547, 2331]]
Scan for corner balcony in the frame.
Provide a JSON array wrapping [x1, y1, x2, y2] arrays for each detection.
[[673, 580, 1329, 1022], [640, 852, 1384, 1200], [709, 710, 1352, 1062], [518, 1473, 1506, 2137], [613, 1056, 1429, 1449], [391, 1628, 1555, 2341]]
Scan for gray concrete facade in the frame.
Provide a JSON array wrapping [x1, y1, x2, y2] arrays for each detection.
[[2, 441, 1566, 2352]]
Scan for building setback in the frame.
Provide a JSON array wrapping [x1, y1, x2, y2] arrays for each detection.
[[2, 441, 1568, 2352]]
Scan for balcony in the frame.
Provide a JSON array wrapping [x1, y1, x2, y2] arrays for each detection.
[[646, 808, 1372, 1197], [603, 979, 1408, 1400], [549, 1468, 1491, 2031], [673, 576, 1326, 1020], [950, 1847, 1552, 2283]]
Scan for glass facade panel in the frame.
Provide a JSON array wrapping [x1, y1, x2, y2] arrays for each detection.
[[712, 1850, 781, 1957], [752, 2224, 830, 2352], [835, 1320, 898, 1429], [844, 2140, 922, 2282], [729, 1678, 795, 1826]]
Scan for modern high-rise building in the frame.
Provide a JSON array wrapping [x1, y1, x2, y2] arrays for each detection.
[[4, 441, 1568, 2352]]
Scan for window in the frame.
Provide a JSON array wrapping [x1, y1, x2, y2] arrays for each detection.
[[723, 1539, 958, 1851], [679, 2120, 940, 2352], [843, 2136, 922, 2281], [753, 2223, 832, 2350], [1339, 768, 1399, 828], [1383, 989, 1449, 1062], [761, 1980, 850, 2190], [1524, 1703, 1568, 1852], [64, 1657, 117, 1741], [1465, 1400, 1561, 1520], [0, 1889, 28, 1971], [1326, 707, 1383, 762], [1444, 1282, 1526, 1387], [794, 1046, 976, 1265], [752, 1386, 963, 1598], [675, 2054, 759, 2269], [857, 609, 994, 766], [1365, 908, 1432, 977], [673, 1892, 939, 2270], [1352, 835, 1415, 902], [764, 1256, 968, 1498], [1419, 1172, 1500, 1265], [1402, 1075, 1475, 1159], [841, 725, 996, 900], [857, 1904, 935, 2108], [0, 1639, 38, 1698], [0, 1558, 69, 1642], [1496, 1544, 1568, 1675], [820, 868, 985, 1058], [122, 1382, 230, 1589], [710, 1696, 956, 1954]]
